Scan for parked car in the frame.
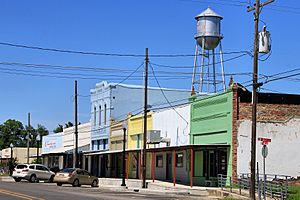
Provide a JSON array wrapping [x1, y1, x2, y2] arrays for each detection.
[[53, 168, 98, 187], [12, 164, 55, 183]]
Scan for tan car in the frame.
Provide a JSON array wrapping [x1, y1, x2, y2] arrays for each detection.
[[53, 168, 98, 187]]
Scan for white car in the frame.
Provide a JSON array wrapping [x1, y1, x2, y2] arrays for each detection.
[[12, 164, 55, 183]]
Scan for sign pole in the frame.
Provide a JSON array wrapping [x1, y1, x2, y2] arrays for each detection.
[[263, 145, 266, 200]]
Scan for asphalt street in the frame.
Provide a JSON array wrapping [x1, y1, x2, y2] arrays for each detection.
[[0, 180, 214, 200]]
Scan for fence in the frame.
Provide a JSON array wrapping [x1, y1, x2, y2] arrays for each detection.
[[218, 173, 290, 200]]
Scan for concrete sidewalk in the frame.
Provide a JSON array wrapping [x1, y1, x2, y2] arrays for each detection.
[[98, 178, 250, 199], [0, 176, 14, 182]]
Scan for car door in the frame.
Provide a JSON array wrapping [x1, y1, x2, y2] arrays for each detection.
[[41, 166, 52, 180], [83, 170, 92, 185], [35, 165, 45, 180], [76, 170, 86, 185]]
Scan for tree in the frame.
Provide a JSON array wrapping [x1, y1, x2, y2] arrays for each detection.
[[0, 119, 26, 149], [53, 124, 63, 133], [0, 119, 49, 149], [64, 121, 74, 128], [35, 124, 49, 147]]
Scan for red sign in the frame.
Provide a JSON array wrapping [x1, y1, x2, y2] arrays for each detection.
[[258, 137, 271, 145]]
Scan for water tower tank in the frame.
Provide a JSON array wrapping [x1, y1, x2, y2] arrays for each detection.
[[195, 8, 223, 50]]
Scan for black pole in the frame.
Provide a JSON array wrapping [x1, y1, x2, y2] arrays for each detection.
[[74, 80, 79, 168], [250, 1, 259, 198], [37, 140, 40, 164], [142, 48, 148, 188], [121, 127, 126, 186]]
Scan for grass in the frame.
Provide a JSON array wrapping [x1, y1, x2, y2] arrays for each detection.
[[0, 173, 9, 176], [287, 185, 300, 200]]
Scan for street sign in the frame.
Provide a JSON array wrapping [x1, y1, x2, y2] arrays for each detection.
[[258, 137, 271, 145], [262, 145, 268, 158]]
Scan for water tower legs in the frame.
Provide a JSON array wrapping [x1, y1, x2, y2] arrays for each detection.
[[200, 37, 205, 93], [219, 42, 226, 91]]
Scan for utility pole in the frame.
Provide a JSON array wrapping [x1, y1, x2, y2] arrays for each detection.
[[142, 48, 148, 188], [74, 80, 79, 168], [247, 0, 274, 199], [27, 112, 30, 164]]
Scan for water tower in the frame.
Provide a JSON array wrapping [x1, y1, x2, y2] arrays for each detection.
[[191, 7, 226, 94]]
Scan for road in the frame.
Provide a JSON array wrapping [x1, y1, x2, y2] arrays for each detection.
[[0, 181, 214, 200]]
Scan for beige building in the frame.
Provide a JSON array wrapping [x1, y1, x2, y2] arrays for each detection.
[[42, 122, 91, 169], [110, 120, 127, 151], [1, 147, 41, 164]]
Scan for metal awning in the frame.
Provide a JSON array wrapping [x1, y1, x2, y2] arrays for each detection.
[[83, 144, 229, 156]]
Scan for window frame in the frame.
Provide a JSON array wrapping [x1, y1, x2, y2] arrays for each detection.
[[156, 155, 163, 168], [176, 153, 184, 168]]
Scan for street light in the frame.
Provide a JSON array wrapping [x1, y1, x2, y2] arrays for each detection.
[[26, 134, 30, 164], [9, 143, 14, 176], [36, 134, 41, 164], [121, 121, 127, 187]]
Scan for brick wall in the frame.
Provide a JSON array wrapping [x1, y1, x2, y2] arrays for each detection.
[[239, 103, 300, 122], [232, 86, 300, 179], [232, 84, 239, 180]]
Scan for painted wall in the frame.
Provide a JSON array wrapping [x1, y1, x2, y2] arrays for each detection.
[[152, 105, 190, 147], [154, 150, 189, 184], [63, 122, 91, 152], [237, 118, 300, 178], [90, 81, 191, 151], [90, 81, 111, 150], [42, 133, 64, 154], [190, 91, 233, 178], [110, 120, 126, 151], [127, 113, 153, 150], [1, 147, 40, 164]]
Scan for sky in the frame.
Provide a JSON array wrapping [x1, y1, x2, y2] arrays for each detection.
[[0, 0, 299, 133]]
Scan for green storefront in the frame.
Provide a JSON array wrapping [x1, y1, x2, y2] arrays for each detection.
[[190, 90, 233, 186]]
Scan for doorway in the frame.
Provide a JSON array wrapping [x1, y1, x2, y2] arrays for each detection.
[[166, 153, 172, 181]]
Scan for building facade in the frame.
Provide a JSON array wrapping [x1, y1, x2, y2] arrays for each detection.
[[90, 81, 191, 151], [190, 91, 232, 185], [190, 83, 300, 184], [43, 123, 91, 170]]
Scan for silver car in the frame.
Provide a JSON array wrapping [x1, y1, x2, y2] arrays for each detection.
[[12, 164, 55, 183]]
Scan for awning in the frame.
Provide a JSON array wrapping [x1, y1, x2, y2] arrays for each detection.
[[83, 144, 230, 156]]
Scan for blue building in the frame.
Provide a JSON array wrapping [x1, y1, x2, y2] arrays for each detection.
[[90, 81, 191, 151]]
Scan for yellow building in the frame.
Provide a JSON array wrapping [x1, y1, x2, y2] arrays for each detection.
[[127, 113, 153, 179], [127, 113, 153, 150]]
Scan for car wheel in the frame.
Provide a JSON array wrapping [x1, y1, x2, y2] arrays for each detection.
[[29, 175, 37, 183], [49, 175, 54, 183], [91, 180, 98, 187], [57, 183, 62, 186], [72, 179, 80, 187], [14, 178, 21, 182]]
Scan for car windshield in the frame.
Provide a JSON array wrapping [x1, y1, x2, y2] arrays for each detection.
[[60, 168, 75, 173]]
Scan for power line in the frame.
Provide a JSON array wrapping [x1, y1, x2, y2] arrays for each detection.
[[0, 41, 252, 58], [149, 62, 189, 124], [149, 53, 250, 69]]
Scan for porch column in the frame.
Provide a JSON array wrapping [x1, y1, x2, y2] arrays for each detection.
[[173, 150, 176, 187], [152, 152, 155, 182], [138, 151, 142, 179], [190, 148, 194, 188]]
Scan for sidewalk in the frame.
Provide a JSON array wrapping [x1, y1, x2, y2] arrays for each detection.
[[0, 176, 14, 182], [98, 178, 250, 199]]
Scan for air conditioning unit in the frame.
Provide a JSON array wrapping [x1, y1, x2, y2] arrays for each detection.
[[147, 130, 161, 144]]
